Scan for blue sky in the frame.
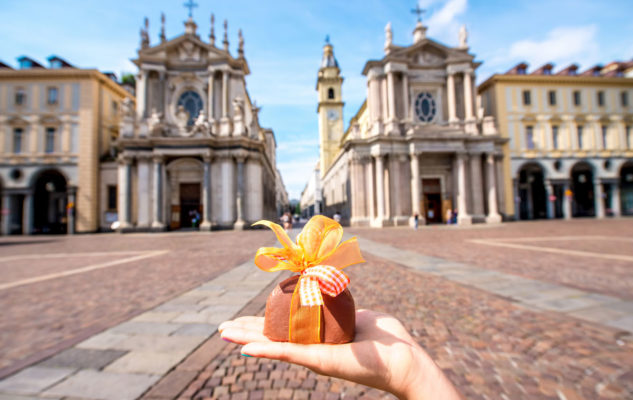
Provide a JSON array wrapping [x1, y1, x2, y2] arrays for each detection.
[[2, 0, 632, 199]]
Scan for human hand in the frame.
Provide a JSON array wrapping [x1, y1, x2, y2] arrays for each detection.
[[219, 309, 462, 400]]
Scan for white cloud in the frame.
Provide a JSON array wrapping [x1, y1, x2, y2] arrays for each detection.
[[508, 25, 599, 69], [425, 0, 468, 42]]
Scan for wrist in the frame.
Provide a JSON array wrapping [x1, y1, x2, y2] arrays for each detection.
[[398, 345, 461, 400]]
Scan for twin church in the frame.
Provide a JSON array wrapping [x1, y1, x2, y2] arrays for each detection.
[[0, 7, 509, 235]]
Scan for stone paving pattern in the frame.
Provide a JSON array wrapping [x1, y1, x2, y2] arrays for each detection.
[[0, 231, 272, 376], [0, 258, 282, 400], [349, 219, 633, 301], [187, 251, 633, 399], [1, 220, 632, 399]]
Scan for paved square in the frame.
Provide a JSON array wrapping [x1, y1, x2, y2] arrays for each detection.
[[1, 219, 632, 399]]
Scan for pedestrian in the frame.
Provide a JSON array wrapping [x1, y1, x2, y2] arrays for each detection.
[[445, 208, 452, 225], [413, 213, 419, 229], [333, 211, 342, 223]]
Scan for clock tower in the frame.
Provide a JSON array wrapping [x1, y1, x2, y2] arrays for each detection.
[[316, 38, 344, 177]]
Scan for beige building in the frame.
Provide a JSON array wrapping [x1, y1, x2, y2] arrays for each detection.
[[0, 56, 129, 235], [478, 61, 633, 219], [112, 13, 285, 231], [318, 20, 508, 226]]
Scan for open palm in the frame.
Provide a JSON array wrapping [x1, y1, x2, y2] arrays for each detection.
[[219, 309, 461, 399]]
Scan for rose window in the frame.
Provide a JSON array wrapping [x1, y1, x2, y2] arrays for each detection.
[[414, 92, 436, 123]]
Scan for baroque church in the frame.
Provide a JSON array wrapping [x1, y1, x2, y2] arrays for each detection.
[[110, 11, 286, 231], [317, 17, 509, 226]]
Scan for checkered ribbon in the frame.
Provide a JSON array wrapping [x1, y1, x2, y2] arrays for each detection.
[[298, 265, 350, 307]]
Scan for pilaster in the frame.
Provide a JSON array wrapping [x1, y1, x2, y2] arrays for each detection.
[[485, 153, 502, 223], [456, 153, 472, 225], [200, 155, 213, 231]]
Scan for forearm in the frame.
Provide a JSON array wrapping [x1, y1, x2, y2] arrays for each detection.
[[397, 345, 462, 400]]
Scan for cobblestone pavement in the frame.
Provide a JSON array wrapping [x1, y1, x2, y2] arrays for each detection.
[[0, 231, 273, 377], [182, 220, 633, 400], [349, 218, 633, 301], [1, 219, 632, 399]]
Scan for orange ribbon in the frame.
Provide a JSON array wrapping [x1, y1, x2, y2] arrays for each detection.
[[253, 215, 365, 343]]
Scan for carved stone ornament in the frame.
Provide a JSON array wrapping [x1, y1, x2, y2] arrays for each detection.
[[148, 108, 164, 136], [179, 41, 201, 61], [192, 110, 212, 136]]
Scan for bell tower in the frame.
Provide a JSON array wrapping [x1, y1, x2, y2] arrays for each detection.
[[316, 37, 344, 177]]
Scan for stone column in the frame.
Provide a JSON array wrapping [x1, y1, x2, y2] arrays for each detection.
[[136, 70, 147, 119], [513, 179, 520, 220], [67, 188, 76, 234], [469, 153, 484, 217], [563, 182, 572, 220], [402, 73, 410, 121], [219, 156, 235, 226], [349, 154, 362, 225], [447, 72, 457, 124], [208, 73, 215, 120], [386, 72, 396, 120], [22, 192, 33, 235], [200, 155, 213, 231], [151, 155, 165, 229], [233, 155, 246, 230], [611, 183, 621, 216], [136, 156, 151, 228], [410, 152, 422, 225], [117, 156, 132, 230], [456, 153, 472, 225], [545, 180, 554, 219], [463, 71, 474, 120], [485, 154, 501, 223], [365, 159, 375, 220], [1, 194, 11, 235], [595, 180, 605, 218], [374, 154, 386, 226], [222, 71, 229, 118]]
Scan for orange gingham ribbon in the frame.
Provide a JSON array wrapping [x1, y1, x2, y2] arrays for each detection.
[[299, 265, 350, 306]]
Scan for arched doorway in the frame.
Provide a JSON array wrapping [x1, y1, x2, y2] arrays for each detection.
[[518, 163, 547, 219], [165, 158, 203, 230], [33, 169, 67, 234], [621, 162, 633, 216], [571, 162, 595, 217]]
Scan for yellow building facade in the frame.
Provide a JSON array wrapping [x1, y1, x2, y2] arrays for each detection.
[[0, 56, 131, 234], [478, 62, 633, 219]]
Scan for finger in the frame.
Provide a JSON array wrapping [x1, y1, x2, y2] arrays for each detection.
[[218, 316, 264, 333], [221, 327, 271, 345], [241, 341, 351, 376]]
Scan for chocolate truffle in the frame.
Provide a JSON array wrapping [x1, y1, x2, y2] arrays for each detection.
[[264, 275, 355, 344]]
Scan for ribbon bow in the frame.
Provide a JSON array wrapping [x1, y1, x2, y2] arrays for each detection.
[[253, 215, 365, 343], [299, 265, 350, 306]]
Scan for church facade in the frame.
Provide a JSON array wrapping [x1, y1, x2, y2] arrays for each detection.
[[318, 20, 510, 226], [106, 14, 286, 231]]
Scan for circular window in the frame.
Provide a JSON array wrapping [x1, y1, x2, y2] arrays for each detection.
[[177, 90, 203, 126], [414, 92, 436, 123], [9, 168, 22, 181]]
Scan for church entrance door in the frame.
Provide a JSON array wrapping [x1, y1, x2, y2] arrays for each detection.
[[422, 178, 442, 224], [179, 183, 201, 229]]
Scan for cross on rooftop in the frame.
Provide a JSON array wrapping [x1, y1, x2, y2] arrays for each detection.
[[183, 0, 198, 18], [411, 4, 426, 22]]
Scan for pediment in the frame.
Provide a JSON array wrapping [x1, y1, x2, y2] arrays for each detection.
[[139, 35, 228, 62], [7, 116, 29, 126], [392, 38, 473, 67]]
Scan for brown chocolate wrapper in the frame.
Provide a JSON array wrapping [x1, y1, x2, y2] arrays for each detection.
[[263, 275, 355, 344]]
